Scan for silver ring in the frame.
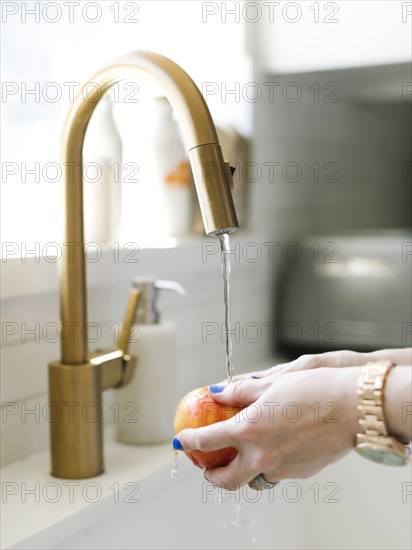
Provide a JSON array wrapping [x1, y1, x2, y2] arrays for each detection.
[[249, 474, 280, 491]]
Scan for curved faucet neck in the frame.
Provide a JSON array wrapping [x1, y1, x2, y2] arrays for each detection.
[[60, 51, 238, 365]]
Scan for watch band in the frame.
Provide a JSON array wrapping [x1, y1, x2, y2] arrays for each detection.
[[355, 360, 410, 466], [356, 360, 395, 438]]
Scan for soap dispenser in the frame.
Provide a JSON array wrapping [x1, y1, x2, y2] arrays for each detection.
[[116, 277, 185, 444]]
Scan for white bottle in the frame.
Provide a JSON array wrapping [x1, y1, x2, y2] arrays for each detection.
[[116, 277, 185, 444], [83, 94, 122, 246], [152, 97, 193, 237]]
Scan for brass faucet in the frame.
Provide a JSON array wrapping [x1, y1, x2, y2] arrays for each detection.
[[48, 51, 238, 479]]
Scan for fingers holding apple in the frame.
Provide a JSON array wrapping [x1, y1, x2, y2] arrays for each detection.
[[173, 386, 243, 469]]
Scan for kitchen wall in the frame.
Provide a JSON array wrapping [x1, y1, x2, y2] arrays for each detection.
[[252, 68, 412, 240]]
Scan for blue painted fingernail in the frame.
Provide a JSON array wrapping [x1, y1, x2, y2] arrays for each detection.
[[172, 438, 184, 451], [209, 384, 225, 393], [250, 375, 260, 379]]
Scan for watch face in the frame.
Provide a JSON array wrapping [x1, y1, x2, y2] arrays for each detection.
[[356, 443, 407, 466]]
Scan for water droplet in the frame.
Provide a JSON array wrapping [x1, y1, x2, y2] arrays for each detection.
[[232, 504, 257, 527], [171, 449, 179, 479]]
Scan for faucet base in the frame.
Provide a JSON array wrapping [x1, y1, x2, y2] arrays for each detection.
[[49, 350, 136, 479], [49, 360, 104, 479]]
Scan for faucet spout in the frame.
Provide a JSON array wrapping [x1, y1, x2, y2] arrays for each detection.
[[49, 51, 238, 479]]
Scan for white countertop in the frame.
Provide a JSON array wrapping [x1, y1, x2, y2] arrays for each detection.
[[1, 428, 174, 549]]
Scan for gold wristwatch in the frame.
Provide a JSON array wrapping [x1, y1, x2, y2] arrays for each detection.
[[355, 360, 410, 466]]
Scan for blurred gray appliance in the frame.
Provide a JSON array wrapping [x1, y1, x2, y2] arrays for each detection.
[[276, 230, 412, 355]]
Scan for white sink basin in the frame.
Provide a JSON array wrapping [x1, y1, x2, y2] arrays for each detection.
[[10, 452, 411, 550], [10, 458, 296, 549]]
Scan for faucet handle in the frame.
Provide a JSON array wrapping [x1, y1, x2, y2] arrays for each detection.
[[224, 162, 236, 190], [118, 287, 140, 354]]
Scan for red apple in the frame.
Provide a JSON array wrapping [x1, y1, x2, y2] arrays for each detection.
[[174, 386, 242, 469]]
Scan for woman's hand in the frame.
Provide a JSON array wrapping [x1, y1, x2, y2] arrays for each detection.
[[175, 366, 361, 490]]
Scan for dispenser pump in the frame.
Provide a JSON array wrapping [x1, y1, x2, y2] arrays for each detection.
[[133, 277, 185, 325]]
